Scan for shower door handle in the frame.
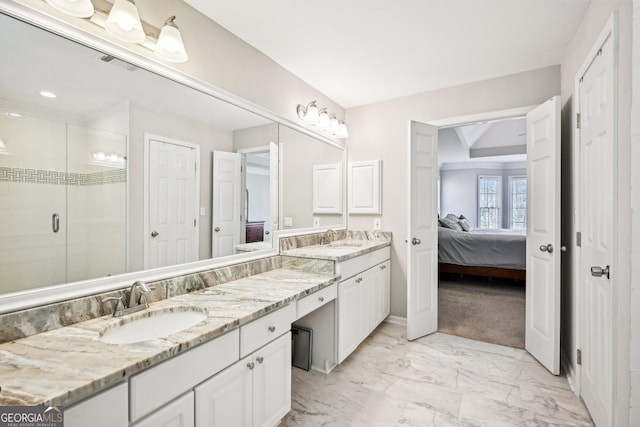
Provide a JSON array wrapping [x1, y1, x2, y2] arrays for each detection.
[[52, 213, 60, 233]]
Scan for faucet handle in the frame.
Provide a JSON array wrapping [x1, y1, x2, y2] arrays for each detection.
[[133, 281, 151, 293], [101, 296, 124, 317]]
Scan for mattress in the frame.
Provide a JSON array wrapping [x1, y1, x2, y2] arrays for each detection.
[[438, 227, 526, 270]]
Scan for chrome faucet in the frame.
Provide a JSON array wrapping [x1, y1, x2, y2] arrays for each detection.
[[320, 229, 337, 245], [129, 281, 151, 309], [102, 281, 152, 317]]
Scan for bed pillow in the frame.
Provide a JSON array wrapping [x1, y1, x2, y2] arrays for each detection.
[[445, 213, 459, 221], [458, 217, 474, 232], [438, 217, 463, 231]]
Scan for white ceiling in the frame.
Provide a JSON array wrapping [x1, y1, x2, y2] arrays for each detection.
[[184, 0, 590, 108]]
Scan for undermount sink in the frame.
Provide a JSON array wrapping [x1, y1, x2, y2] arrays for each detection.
[[327, 241, 364, 248], [100, 307, 208, 344]]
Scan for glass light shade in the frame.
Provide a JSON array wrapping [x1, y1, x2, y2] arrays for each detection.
[[155, 18, 188, 63], [328, 115, 339, 134], [318, 108, 329, 130], [45, 0, 94, 18], [305, 102, 319, 124], [337, 121, 349, 138], [105, 0, 146, 44]]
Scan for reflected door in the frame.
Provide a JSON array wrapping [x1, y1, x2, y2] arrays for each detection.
[[148, 138, 198, 269], [212, 151, 242, 257]]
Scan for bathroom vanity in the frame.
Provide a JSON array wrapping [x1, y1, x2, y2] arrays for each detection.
[[0, 233, 390, 427]]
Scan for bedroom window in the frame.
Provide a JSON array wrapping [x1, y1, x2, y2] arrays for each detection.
[[478, 175, 502, 228], [509, 176, 527, 229]]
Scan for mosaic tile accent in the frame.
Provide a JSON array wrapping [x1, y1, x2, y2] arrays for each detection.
[[0, 167, 126, 186]]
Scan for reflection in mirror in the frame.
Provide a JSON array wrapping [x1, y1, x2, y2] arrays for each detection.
[[278, 124, 345, 229], [0, 11, 345, 302], [0, 12, 272, 294]]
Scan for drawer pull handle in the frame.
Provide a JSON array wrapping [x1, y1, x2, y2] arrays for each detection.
[[318, 296, 325, 302], [247, 362, 255, 370], [380, 265, 386, 270], [268, 325, 276, 333], [256, 356, 264, 364]]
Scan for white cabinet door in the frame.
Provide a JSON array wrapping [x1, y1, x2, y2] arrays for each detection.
[[253, 332, 292, 427], [132, 391, 194, 427], [195, 356, 252, 427], [338, 275, 367, 363], [66, 383, 128, 427], [370, 260, 391, 328]]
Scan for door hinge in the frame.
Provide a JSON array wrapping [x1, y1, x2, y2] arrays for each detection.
[[194, 219, 196, 227], [577, 349, 582, 365], [576, 113, 581, 129], [576, 231, 582, 247]]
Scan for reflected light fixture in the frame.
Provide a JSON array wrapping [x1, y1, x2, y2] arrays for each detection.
[[105, 0, 146, 43], [337, 121, 349, 139], [45, 0, 94, 18], [155, 16, 188, 63], [40, 90, 57, 98]]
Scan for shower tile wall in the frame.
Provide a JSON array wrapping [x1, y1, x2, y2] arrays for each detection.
[[0, 114, 127, 293]]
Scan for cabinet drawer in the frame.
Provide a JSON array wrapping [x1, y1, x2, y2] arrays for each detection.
[[66, 383, 128, 427], [296, 283, 337, 320], [240, 303, 295, 358], [337, 247, 390, 280], [129, 329, 239, 423]]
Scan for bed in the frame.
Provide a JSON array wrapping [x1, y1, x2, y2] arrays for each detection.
[[438, 226, 526, 281]]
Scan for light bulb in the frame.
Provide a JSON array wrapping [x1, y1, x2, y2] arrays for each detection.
[[105, 0, 146, 44], [155, 17, 188, 63]]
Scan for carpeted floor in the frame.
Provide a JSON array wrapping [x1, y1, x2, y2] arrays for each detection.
[[438, 275, 525, 348]]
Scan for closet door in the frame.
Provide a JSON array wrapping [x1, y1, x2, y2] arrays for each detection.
[[0, 113, 67, 292]]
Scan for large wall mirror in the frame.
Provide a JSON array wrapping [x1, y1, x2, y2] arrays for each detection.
[[0, 10, 345, 305]]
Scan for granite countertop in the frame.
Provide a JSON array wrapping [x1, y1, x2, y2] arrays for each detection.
[[0, 268, 338, 407], [281, 239, 390, 262]]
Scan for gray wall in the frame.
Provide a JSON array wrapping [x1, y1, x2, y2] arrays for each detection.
[[440, 164, 526, 228], [346, 65, 561, 318]]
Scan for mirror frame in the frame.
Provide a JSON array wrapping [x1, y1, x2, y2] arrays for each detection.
[[0, 2, 346, 314]]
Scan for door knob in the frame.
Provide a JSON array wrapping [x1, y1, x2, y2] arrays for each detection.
[[411, 238, 421, 245], [539, 243, 553, 253], [265, 230, 270, 235], [591, 265, 610, 279], [151, 231, 159, 238], [214, 227, 220, 232]]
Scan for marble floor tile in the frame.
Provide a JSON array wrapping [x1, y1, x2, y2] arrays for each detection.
[[281, 322, 593, 426]]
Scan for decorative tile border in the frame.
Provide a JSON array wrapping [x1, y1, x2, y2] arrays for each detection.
[[0, 167, 126, 186]]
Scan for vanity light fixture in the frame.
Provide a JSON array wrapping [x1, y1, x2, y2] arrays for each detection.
[[296, 101, 349, 139], [297, 101, 319, 125], [105, 0, 146, 44], [45, 0, 94, 18], [40, 0, 189, 63], [154, 16, 188, 63]]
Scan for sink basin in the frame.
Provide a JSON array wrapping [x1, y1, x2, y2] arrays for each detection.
[[100, 307, 207, 344], [328, 241, 364, 248]]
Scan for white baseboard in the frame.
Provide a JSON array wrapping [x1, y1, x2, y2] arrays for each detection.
[[561, 349, 578, 395], [384, 315, 407, 326]]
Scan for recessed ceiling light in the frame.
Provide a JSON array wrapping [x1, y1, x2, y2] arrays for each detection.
[[40, 91, 57, 98]]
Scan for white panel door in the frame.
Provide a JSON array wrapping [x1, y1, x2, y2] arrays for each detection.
[[525, 96, 561, 375], [132, 391, 194, 427], [579, 34, 614, 427], [407, 121, 438, 340], [148, 139, 198, 269], [212, 151, 242, 257]]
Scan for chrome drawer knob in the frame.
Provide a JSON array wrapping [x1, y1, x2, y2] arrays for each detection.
[[247, 362, 255, 370], [268, 325, 276, 333], [256, 356, 264, 364], [318, 296, 325, 302]]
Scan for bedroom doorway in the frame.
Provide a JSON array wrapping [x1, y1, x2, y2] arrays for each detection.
[[407, 98, 562, 375], [436, 114, 528, 349]]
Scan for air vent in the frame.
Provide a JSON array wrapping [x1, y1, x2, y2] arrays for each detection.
[[100, 54, 138, 72]]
